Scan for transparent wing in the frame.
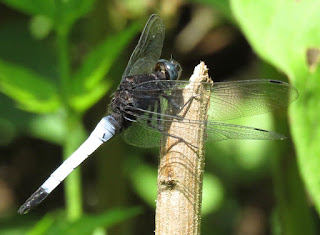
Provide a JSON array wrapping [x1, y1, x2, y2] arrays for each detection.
[[207, 79, 298, 121], [120, 78, 297, 147], [121, 14, 165, 82], [128, 79, 299, 121], [122, 95, 165, 147], [122, 120, 162, 148], [121, 105, 286, 148]]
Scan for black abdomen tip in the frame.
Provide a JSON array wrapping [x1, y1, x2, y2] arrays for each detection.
[[18, 187, 48, 214]]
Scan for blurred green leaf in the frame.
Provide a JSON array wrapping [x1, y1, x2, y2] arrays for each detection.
[[128, 156, 223, 215], [129, 159, 158, 207], [230, 0, 320, 78], [206, 114, 279, 181], [120, 0, 149, 16], [69, 80, 111, 113], [2, 0, 55, 18], [223, 115, 279, 171], [28, 208, 141, 235], [28, 113, 65, 144], [54, 0, 96, 33], [0, 93, 41, 145], [230, 0, 320, 231], [63, 207, 141, 235], [30, 15, 53, 40], [26, 212, 56, 235], [3, 0, 96, 33], [0, 214, 37, 235], [0, 92, 65, 145], [0, 21, 58, 80], [188, 0, 233, 20], [70, 22, 141, 112], [0, 117, 15, 146], [202, 174, 224, 216], [0, 59, 60, 113]]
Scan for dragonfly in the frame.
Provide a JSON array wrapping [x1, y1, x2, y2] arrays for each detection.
[[18, 14, 298, 214]]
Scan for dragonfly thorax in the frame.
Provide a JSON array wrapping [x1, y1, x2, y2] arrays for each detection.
[[111, 72, 167, 130]]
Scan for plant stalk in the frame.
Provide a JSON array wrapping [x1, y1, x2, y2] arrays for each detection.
[[57, 28, 83, 221], [57, 30, 70, 100], [63, 116, 85, 221], [155, 62, 211, 235]]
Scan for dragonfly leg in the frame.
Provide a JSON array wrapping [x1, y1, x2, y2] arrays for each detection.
[[124, 103, 198, 148], [143, 98, 162, 129], [163, 93, 200, 111], [161, 130, 198, 149], [146, 103, 156, 126], [156, 98, 162, 128]]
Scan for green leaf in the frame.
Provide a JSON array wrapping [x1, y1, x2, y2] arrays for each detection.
[[0, 92, 65, 145], [230, 0, 320, 230], [29, 208, 142, 235], [69, 81, 111, 113], [0, 20, 58, 79], [26, 212, 57, 235], [2, 0, 55, 19], [54, 0, 96, 33], [70, 21, 141, 112], [30, 15, 53, 40], [3, 0, 96, 34], [188, 0, 233, 20], [29, 113, 65, 145], [0, 60, 60, 113], [230, 0, 320, 79], [128, 158, 158, 207], [64, 207, 141, 235], [202, 174, 224, 216]]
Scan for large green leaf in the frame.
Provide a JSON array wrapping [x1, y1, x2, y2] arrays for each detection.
[[69, 22, 141, 112], [231, 0, 320, 79], [230, 0, 320, 229], [0, 60, 60, 113]]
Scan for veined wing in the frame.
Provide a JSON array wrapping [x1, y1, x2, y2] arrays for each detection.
[[121, 14, 165, 82], [129, 79, 299, 121], [121, 105, 286, 148], [207, 79, 298, 121], [121, 79, 297, 147]]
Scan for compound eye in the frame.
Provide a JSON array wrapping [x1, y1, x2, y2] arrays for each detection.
[[166, 63, 178, 80], [167, 60, 182, 80], [155, 59, 182, 80]]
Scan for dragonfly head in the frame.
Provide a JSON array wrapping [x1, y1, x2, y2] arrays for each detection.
[[155, 59, 182, 80]]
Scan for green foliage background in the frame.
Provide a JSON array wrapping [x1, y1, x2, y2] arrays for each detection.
[[0, 0, 319, 234]]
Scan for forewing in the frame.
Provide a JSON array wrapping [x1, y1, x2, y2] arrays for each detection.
[[121, 14, 165, 82], [207, 80, 299, 121], [130, 79, 298, 121]]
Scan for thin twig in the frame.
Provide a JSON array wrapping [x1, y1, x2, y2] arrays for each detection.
[[155, 62, 211, 235]]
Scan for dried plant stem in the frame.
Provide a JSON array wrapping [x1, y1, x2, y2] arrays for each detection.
[[155, 62, 211, 235]]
